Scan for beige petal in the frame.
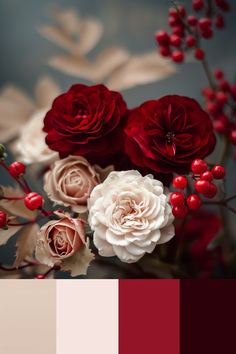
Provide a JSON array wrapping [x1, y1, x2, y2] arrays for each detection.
[[106, 51, 176, 91], [49, 55, 95, 80], [61, 240, 94, 277], [35, 77, 61, 108], [14, 223, 39, 268]]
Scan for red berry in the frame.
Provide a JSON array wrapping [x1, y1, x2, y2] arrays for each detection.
[[201, 28, 213, 39], [155, 31, 170, 46], [215, 0, 230, 12], [169, 8, 179, 19], [213, 119, 228, 134], [216, 91, 228, 105], [186, 35, 197, 47], [195, 180, 210, 194], [0, 211, 7, 228], [170, 34, 181, 47], [219, 79, 230, 91], [203, 183, 218, 198], [172, 26, 185, 37], [169, 17, 179, 27], [170, 192, 185, 206], [215, 15, 225, 29], [160, 46, 171, 57], [202, 87, 215, 100], [191, 159, 208, 174], [192, 0, 204, 11], [230, 85, 236, 100], [187, 15, 198, 26], [187, 194, 202, 210], [211, 165, 225, 179], [200, 171, 213, 181], [171, 50, 185, 63], [8, 162, 26, 178], [172, 205, 188, 218], [199, 18, 212, 30], [36, 274, 45, 280], [194, 48, 205, 60], [230, 130, 236, 145], [178, 5, 186, 17], [206, 102, 220, 117], [173, 176, 188, 189], [214, 69, 224, 80], [24, 192, 43, 211]]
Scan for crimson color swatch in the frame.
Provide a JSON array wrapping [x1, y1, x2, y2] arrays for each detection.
[[119, 280, 180, 354]]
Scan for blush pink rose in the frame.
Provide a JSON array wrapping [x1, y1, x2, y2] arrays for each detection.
[[36, 212, 94, 276], [44, 156, 100, 213]]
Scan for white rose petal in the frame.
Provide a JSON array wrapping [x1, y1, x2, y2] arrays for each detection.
[[88, 170, 175, 263]]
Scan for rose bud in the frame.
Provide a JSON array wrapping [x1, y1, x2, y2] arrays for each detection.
[[24, 192, 43, 210], [8, 162, 26, 178], [0, 211, 7, 228]]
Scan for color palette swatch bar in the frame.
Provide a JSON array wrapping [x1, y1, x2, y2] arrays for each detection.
[[0, 279, 235, 354]]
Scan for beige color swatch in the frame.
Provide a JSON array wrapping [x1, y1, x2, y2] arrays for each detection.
[[0, 280, 56, 354]]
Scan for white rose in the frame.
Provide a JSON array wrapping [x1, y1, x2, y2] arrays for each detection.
[[14, 109, 58, 165], [88, 170, 175, 263]]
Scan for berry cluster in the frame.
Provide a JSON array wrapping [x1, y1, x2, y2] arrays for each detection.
[[170, 159, 225, 218], [155, 0, 230, 64], [0, 161, 44, 227], [202, 70, 236, 144]]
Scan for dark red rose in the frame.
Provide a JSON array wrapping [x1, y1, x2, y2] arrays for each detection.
[[43, 84, 127, 166], [124, 95, 216, 174]]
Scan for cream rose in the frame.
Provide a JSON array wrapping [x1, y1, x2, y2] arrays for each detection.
[[15, 109, 58, 164], [36, 212, 94, 276], [88, 170, 175, 263], [44, 156, 100, 213]]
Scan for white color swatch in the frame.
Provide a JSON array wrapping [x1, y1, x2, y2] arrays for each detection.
[[56, 280, 119, 354]]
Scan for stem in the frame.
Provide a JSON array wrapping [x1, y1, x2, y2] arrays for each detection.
[[201, 57, 216, 90], [37, 265, 61, 279], [0, 261, 36, 272], [0, 196, 25, 201], [7, 220, 36, 226]]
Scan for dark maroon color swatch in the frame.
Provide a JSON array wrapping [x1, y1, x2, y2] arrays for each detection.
[[181, 280, 236, 354]]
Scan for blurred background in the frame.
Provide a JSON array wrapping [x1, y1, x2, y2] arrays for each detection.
[[0, 0, 235, 278]]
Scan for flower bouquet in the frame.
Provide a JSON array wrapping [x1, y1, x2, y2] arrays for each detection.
[[0, 0, 235, 279]]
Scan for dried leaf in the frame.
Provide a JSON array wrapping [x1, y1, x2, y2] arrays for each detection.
[[39, 8, 103, 56], [35, 77, 61, 108], [106, 51, 176, 91], [0, 186, 36, 220], [14, 223, 39, 268], [38, 25, 75, 52], [0, 86, 35, 142], [78, 18, 103, 55], [49, 47, 129, 82], [0, 224, 22, 246], [61, 241, 94, 277]]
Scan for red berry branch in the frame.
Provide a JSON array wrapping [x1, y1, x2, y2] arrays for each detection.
[[170, 158, 236, 218]]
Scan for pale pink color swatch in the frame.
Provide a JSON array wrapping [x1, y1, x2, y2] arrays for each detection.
[[56, 280, 119, 354]]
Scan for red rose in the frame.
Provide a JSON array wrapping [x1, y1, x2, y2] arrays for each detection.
[[43, 84, 127, 166], [124, 95, 216, 174]]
